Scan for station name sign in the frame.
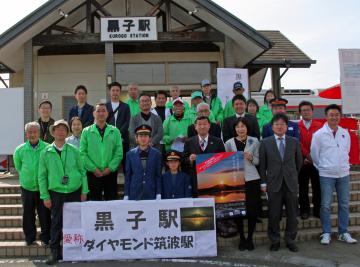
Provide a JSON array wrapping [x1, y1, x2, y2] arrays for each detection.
[[100, 17, 157, 42]]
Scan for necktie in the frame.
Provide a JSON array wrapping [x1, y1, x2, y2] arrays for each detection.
[[200, 139, 206, 151], [279, 137, 285, 160]]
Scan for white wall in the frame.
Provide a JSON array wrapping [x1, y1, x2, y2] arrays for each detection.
[[34, 54, 106, 120]]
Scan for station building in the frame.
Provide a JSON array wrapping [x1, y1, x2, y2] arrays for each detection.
[[0, 0, 315, 121]]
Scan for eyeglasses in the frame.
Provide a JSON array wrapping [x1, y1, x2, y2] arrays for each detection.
[[273, 123, 287, 126]]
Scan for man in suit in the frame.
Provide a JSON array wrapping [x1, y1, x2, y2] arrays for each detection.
[[259, 113, 302, 252], [187, 102, 222, 139], [68, 85, 94, 127], [106, 82, 131, 166], [124, 125, 162, 200], [262, 98, 299, 139], [129, 93, 163, 150], [183, 116, 225, 197], [222, 94, 260, 142]]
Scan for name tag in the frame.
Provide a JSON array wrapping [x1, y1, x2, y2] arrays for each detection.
[[288, 127, 294, 130]]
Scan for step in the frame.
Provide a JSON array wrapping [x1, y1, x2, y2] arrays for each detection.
[[0, 241, 50, 257], [0, 228, 39, 241], [0, 194, 22, 205], [218, 225, 360, 247], [0, 204, 22, 216], [309, 190, 360, 202], [0, 186, 21, 195]]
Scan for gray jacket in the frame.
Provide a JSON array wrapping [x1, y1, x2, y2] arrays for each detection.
[[224, 136, 260, 182], [259, 135, 302, 193], [129, 112, 163, 150]]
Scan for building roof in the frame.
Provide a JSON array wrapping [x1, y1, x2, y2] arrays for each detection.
[[250, 30, 316, 68], [0, 0, 273, 71]]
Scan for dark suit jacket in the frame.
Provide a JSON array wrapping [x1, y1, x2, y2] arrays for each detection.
[[222, 114, 260, 142], [183, 135, 225, 196], [259, 135, 302, 193], [262, 120, 299, 139], [68, 103, 94, 128], [106, 101, 130, 145], [187, 123, 222, 139], [124, 147, 162, 200], [162, 171, 192, 199]]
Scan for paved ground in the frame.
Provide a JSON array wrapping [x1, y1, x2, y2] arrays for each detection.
[[0, 240, 359, 267]]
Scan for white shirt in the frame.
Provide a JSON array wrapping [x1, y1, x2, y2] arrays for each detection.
[[111, 101, 120, 122], [235, 112, 245, 118], [274, 134, 286, 150], [198, 134, 209, 150], [303, 119, 312, 130]]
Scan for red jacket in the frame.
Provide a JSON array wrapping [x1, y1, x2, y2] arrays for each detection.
[[298, 120, 323, 159]]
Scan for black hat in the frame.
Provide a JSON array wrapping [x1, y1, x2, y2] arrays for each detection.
[[166, 151, 181, 161], [135, 124, 152, 135], [233, 82, 244, 90], [269, 97, 288, 107]]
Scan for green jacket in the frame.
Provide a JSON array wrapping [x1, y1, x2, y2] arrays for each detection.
[[165, 100, 190, 111], [126, 98, 140, 117], [163, 114, 193, 151], [185, 106, 216, 123], [13, 140, 48, 191], [37, 118, 55, 144], [203, 94, 223, 122], [258, 104, 273, 133], [80, 124, 123, 172], [223, 99, 235, 119], [38, 143, 89, 200]]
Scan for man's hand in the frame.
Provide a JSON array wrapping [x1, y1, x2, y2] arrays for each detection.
[[189, 154, 197, 163], [44, 199, 52, 209], [81, 194, 87, 202], [94, 168, 103, 178], [261, 184, 267, 193], [102, 168, 111, 176]]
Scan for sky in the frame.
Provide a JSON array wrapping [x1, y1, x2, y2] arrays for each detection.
[[0, 0, 359, 90]]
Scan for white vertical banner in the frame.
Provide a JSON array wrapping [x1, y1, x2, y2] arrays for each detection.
[[63, 198, 216, 261], [217, 68, 249, 106], [339, 49, 360, 114]]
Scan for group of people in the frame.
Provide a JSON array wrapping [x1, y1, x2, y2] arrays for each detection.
[[13, 79, 357, 265]]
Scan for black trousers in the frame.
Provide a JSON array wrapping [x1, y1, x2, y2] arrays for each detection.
[[21, 187, 51, 243], [49, 188, 81, 252], [298, 163, 321, 215], [268, 182, 298, 245], [87, 171, 118, 201]]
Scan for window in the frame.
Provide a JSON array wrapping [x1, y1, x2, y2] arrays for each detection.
[[116, 63, 165, 85], [168, 63, 216, 84]]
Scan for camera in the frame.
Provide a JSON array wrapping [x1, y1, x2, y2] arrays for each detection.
[[61, 175, 69, 185]]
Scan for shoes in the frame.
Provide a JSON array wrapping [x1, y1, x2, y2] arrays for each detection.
[[247, 240, 255, 251], [238, 239, 247, 251], [320, 233, 331, 245], [269, 242, 280, 251], [338, 233, 357, 244], [25, 240, 34, 246], [41, 240, 49, 246], [286, 243, 298, 252], [301, 213, 309, 220], [46, 250, 60, 265]]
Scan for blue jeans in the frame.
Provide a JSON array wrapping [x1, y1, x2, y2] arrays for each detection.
[[319, 176, 350, 234]]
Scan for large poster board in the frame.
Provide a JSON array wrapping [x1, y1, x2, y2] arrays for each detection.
[[339, 49, 360, 114], [196, 152, 246, 219], [63, 198, 216, 261], [0, 88, 24, 155], [217, 68, 249, 106]]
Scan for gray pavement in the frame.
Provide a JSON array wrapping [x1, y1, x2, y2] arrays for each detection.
[[0, 240, 359, 267]]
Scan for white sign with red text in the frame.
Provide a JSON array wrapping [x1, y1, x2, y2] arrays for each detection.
[[63, 198, 216, 261]]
